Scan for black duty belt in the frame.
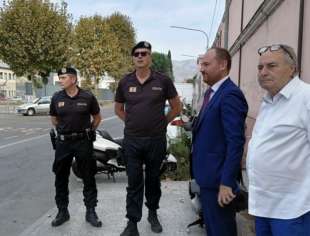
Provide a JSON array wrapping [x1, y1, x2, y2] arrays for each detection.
[[58, 132, 86, 141]]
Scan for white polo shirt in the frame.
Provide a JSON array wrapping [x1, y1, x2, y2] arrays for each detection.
[[246, 76, 310, 219]]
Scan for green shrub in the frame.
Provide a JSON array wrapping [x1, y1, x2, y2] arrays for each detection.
[[164, 131, 191, 180]]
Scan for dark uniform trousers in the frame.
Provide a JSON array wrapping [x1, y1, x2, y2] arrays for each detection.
[[53, 138, 97, 209], [124, 136, 166, 222]]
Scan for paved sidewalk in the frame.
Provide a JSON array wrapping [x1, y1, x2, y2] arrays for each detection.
[[19, 175, 255, 236]]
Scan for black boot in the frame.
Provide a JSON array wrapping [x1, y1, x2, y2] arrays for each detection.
[[86, 208, 102, 227], [51, 208, 70, 227], [147, 210, 163, 233], [120, 221, 139, 236]]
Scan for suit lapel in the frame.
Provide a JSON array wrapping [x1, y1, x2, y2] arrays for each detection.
[[194, 78, 232, 131]]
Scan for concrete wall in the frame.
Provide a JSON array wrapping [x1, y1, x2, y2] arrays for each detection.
[[243, 0, 264, 27], [239, 0, 300, 117], [210, 0, 309, 161], [230, 51, 240, 85], [228, 0, 242, 48], [213, 0, 308, 118], [301, 0, 310, 82]]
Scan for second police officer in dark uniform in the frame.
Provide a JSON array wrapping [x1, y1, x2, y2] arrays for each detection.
[[49, 67, 102, 227], [115, 42, 181, 236]]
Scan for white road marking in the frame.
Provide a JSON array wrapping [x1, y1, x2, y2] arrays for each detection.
[[25, 132, 36, 135], [0, 115, 119, 150], [4, 135, 18, 140], [102, 116, 118, 121], [0, 134, 48, 150]]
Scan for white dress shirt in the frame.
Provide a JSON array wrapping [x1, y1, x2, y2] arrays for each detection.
[[247, 76, 310, 219], [197, 76, 229, 113], [210, 75, 229, 100]]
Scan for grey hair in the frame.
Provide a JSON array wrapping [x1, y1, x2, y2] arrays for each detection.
[[280, 44, 298, 76]]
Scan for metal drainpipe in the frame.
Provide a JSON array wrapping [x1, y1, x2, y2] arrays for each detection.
[[297, 0, 304, 77], [238, 0, 245, 87]]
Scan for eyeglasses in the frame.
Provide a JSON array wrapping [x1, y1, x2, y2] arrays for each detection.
[[133, 51, 149, 57], [258, 44, 294, 61]]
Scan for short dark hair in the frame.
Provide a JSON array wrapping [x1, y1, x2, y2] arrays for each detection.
[[211, 47, 232, 72]]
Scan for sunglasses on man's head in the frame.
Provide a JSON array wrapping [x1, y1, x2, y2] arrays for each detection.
[[133, 51, 149, 57], [258, 44, 294, 61]]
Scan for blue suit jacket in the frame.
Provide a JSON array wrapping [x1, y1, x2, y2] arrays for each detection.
[[192, 78, 248, 190]]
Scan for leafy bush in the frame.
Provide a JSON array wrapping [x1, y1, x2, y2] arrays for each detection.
[[164, 131, 191, 180]]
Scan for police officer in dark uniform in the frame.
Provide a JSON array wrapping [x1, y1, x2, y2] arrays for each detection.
[[49, 67, 102, 227], [115, 42, 182, 236]]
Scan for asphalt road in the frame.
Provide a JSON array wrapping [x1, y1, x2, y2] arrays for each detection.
[[0, 105, 123, 236]]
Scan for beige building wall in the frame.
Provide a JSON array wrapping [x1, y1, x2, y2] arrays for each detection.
[[301, 0, 310, 82], [229, 51, 239, 85], [211, 0, 309, 151], [228, 0, 242, 48], [240, 0, 300, 117], [243, 0, 264, 27], [213, 22, 225, 47], [214, 0, 307, 118]]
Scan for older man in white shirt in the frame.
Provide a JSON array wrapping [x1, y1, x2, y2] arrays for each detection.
[[247, 44, 310, 236]]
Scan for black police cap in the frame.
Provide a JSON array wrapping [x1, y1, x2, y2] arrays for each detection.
[[131, 41, 152, 55], [57, 67, 77, 76]]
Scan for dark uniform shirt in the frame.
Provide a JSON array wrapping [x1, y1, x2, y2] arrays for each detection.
[[50, 88, 100, 133], [115, 71, 178, 137]]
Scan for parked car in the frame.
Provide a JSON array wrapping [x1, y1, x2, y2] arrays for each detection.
[[16, 96, 51, 116]]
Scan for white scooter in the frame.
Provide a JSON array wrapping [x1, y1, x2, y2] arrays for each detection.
[[71, 129, 177, 181]]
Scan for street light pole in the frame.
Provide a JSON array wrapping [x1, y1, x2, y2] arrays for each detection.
[[170, 25, 210, 51], [170, 26, 209, 114]]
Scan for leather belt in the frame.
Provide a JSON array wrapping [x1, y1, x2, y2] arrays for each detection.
[[58, 132, 86, 141]]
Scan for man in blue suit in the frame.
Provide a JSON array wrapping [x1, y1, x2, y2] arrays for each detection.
[[192, 47, 248, 236]]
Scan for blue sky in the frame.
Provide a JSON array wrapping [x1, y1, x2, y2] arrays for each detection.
[[57, 0, 226, 60]]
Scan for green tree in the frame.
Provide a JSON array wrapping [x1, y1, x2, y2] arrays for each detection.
[[105, 12, 136, 91], [151, 52, 171, 78], [80, 77, 94, 91], [70, 15, 122, 92], [167, 50, 174, 81], [0, 0, 72, 83]]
